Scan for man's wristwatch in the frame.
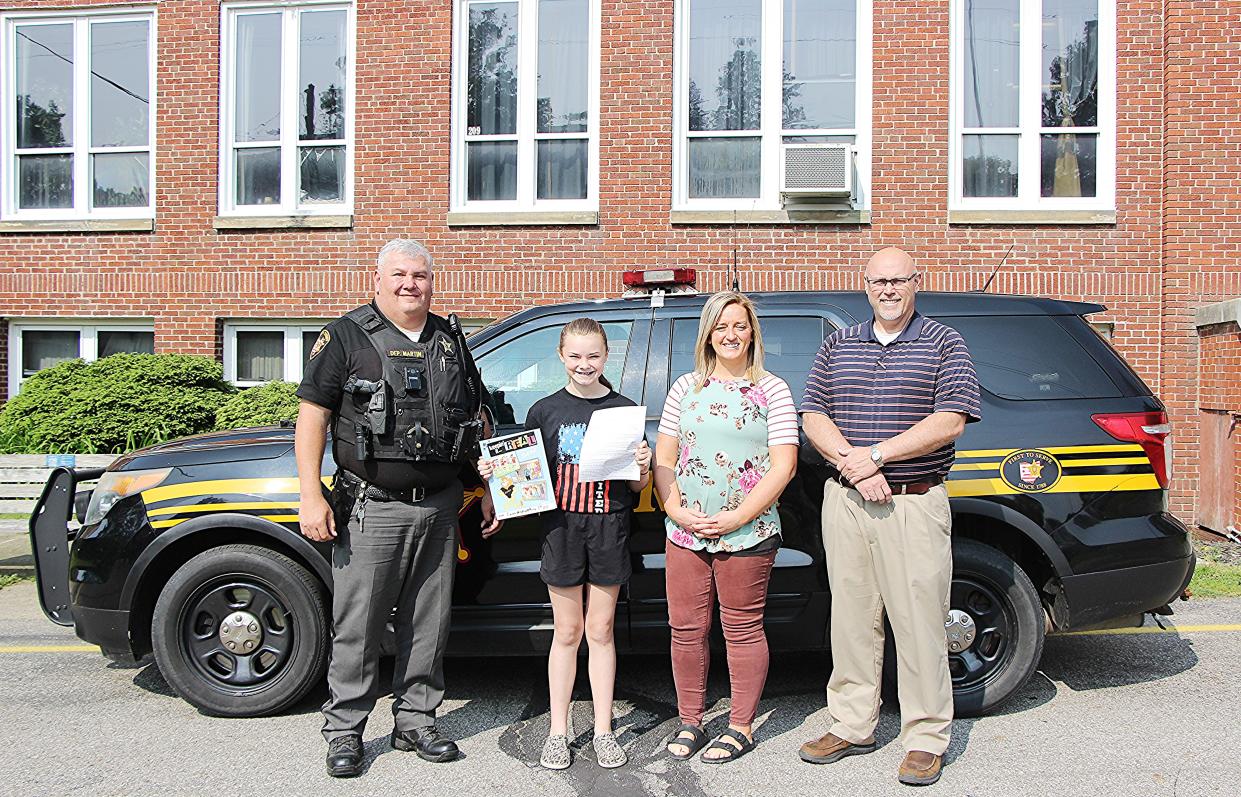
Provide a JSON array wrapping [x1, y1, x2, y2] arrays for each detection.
[[869, 445, 884, 467]]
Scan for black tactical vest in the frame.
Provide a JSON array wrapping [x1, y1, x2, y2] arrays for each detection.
[[333, 305, 483, 465]]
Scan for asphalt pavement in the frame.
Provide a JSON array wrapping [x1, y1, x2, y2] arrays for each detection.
[[1, 582, 1238, 797]]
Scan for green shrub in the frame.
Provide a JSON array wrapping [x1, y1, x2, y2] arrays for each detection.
[[215, 381, 300, 430], [0, 354, 236, 454]]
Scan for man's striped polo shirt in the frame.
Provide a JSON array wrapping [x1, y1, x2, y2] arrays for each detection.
[[799, 312, 982, 483]]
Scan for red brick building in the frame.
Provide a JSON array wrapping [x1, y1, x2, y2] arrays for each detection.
[[0, 0, 1237, 529]]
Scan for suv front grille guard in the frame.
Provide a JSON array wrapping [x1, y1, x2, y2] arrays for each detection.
[[28, 467, 105, 627]]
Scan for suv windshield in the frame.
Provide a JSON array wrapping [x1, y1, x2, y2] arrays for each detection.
[[941, 315, 1122, 400]]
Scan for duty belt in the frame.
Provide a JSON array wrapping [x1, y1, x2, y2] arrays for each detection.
[[335, 470, 427, 503], [830, 472, 944, 496]]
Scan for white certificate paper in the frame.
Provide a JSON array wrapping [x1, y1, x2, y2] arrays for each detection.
[[578, 405, 647, 483]]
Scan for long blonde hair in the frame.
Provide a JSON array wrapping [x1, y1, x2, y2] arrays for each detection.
[[692, 291, 766, 391]]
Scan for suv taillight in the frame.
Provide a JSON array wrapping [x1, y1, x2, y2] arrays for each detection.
[[1090, 411, 1171, 489]]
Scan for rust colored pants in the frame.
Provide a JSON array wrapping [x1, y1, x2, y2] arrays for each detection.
[[665, 538, 777, 727]]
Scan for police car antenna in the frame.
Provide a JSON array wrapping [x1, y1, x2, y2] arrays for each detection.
[[729, 210, 741, 292], [977, 243, 1015, 293]]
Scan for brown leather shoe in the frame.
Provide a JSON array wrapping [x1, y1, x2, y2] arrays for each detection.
[[898, 750, 943, 786], [798, 731, 876, 764]]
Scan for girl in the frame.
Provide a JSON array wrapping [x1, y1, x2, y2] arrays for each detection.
[[480, 317, 651, 770], [654, 291, 799, 763]]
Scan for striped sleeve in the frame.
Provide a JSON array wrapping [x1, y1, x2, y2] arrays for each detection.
[[760, 375, 800, 446], [658, 373, 696, 437], [799, 334, 836, 416], [933, 327, 982, 423]]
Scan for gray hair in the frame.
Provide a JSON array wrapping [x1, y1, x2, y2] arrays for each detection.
[[377, 238, 434, 272]]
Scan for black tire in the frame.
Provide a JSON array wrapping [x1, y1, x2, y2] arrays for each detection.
[[882, 539, 1045, 717], [151, 544, 329, 717]]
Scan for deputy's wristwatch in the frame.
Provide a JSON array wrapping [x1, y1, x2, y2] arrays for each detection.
[[869, 445, 884, 466]]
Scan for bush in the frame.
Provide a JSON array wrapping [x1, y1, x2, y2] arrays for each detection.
[[0, 354, 237, 454], [215, 381, 300, 430]]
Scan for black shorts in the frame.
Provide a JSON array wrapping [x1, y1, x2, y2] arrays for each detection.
[[540, 510, 632, 588]]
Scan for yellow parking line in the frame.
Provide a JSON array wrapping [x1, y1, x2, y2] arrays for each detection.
[[1060, 623, 1241, 637], [0, 644, 100, 654]]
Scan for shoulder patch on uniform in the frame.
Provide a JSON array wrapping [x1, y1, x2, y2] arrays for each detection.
[[309, 329, 331, 360]]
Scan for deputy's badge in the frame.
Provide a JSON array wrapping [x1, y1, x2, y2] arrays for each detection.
[[999, 449, 1061, 493], [443, 340, 454, 355], [309, 329, 331, 360]]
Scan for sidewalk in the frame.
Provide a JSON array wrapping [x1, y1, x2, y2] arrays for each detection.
[[0, 520, 32, 576]]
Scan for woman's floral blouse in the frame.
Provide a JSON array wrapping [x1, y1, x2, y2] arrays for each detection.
[[658, 372, 799, 553]]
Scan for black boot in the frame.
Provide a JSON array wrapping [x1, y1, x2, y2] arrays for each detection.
[[326, 734, 363, 777], [390, 726, 461, 763]]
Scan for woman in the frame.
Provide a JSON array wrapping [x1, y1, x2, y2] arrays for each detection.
[[654, 291, 799, 763]]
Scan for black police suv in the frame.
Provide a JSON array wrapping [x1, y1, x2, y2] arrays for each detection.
[[30, 283, 1195, 720]]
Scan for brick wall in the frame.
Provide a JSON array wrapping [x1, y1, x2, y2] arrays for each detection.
[[1165, 2, 1241, 520], [0, 0, 1232, 523]]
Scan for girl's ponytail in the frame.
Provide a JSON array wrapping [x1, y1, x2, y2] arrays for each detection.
[[559, 317, 613, 390]]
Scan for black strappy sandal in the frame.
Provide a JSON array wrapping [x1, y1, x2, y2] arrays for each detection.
[[700, 728, 754, 764], [666, 724, 709, 760]]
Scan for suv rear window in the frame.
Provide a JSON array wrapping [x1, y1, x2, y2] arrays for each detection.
[[671, 316, 825, 399], [941, 315, 1122, 400]]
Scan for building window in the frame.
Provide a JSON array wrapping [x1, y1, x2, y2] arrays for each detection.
[[223, 321, 330, 385], [220, 2, 353, 216], [950, 0, 1115, 210], [1, 10, 155, 220], [7, 321, 154, 394], [451, 0, 599, 211], [672, 0, 872, 210]]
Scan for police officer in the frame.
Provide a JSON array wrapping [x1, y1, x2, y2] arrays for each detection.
[[296, 239, 500, 778]]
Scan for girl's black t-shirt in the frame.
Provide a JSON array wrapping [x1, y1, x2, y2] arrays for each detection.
[[525, 388, 643, 514]]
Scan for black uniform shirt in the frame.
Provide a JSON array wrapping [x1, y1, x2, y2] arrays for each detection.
[[297, 303, 465, 492]]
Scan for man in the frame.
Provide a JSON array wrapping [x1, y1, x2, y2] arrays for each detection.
[[296, 239, 499, 778], [798, 247, 980, 786]]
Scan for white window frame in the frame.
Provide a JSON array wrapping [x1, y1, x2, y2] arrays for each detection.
[[218, 0, 355, 217], [671, 0, 872, 212], [223, 320, 331, 386], [449, 0, 601, 213], [7, 319, 155, 395], [0, 8, 156, 221], [948, 0, 1116, 212]]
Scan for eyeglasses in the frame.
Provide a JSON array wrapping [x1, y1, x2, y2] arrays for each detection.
[[864, 273, 919, 290]]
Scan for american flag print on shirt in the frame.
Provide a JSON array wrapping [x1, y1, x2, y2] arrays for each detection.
[[556, 422, 613, 512]]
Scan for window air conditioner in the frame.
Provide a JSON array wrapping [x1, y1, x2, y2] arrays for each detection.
[[780, 144, 853, 200]]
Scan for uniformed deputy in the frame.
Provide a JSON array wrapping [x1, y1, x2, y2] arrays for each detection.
[[295, 239, 500, 778]]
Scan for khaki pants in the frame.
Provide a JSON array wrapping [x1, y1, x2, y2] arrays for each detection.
[[821, 478, 953, 755]]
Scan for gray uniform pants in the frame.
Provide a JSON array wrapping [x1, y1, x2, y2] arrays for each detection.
[[321, 480, 461, 741]]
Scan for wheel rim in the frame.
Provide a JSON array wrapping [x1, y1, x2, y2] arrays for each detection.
[[178, 576, 296, 693], [948, 573, 1016, 694]]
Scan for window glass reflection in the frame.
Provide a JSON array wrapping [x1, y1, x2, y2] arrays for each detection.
[[92, 153, 149, 208], [689, 0, 762, 131], [468, 3, 519, 136], [467, 140, 518, 200], [537, 0, 589, 133], [235, 14, 282, 142], [782, 0, 855, 130], [688, 137, 761, 197], [299, 10, 347, 140], [16, 24, 74, 148], [962, 0, 1019, 128], [1042, 0, 1098, 128], [962, 134, 1018, 197], [90, 20, 150, 147]]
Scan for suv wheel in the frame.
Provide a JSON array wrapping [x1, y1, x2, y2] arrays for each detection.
[[151, 544, 329, 717], [948, 539, 1045, 717]]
